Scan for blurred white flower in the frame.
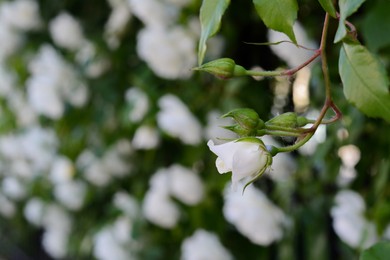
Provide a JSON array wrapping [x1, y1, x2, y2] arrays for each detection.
[[77, 150, 112, 187], [125, 87, 150, 123], [0, 62, 15, 97], [157, 94, 202, 145], [49, 12, 86, 51], [104, 0, 131, 49], [27, 45, 88, 119], [338, 144, 361, 168], [6, 90, 38, 126], [129, 0, 179, 27], [101, 143, 132, 178], [223, 184, 288, 246], [181, 229, 233, 260], [1, 176, 26, 200], [93, 216, 138, 260], [204, 110, 237, 144], [137, 25, 197, 79], [169, 164, 204, 205], [142, 188, 180, 228], [268, 22, 318, 68], [0, 22, 22, 60], [24, 197, 46, 226], [208, 139, 272, 188], [331, 190, 378, 249], [0, 192, 16, 218], [0, 0, 41, 31], [132, 125, 160, 150], [50, 156, 74, 184], [54, 180, 87, 211], [113, 191, 139, 218], [42, 204, 72, 258]]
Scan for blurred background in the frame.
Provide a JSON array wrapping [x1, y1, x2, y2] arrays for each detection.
[[0, 0, 389, 259]]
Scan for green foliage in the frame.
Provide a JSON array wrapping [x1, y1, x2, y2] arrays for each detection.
[[198, 0, 230, 65], [360, 242, 390, 260], [252, 0, 298, 43], [339, 41, 390, 122], [318, 0, 337, 18], [334, 0, 366, 43]]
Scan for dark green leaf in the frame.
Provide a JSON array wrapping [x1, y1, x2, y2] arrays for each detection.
[[339, 41, 390, 122], [198, 0, 230, 65], [318, 0, 337, 18], [252, 0, 298, 43], [360, 242, 390, 260], [334, 0, 365, 43]]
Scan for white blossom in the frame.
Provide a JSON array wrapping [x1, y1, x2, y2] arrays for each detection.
[[24, 197, 46, 226], [223, 184, 288, 246], [137, 26, 197, 79], [113, 191, 139, 218], [0, 22, 22, 60], [1, 176, 26, 200], [49, 12, 86, 51], [42, 204, 72, 258], [169, 164, 204, 205], [268, 22, 318, 68], [132, 125, 160, 150], [125, 87, 150, 122], [129, 0, 179, 27], [181, 229, 233, 260], [157, 94, 202, 145], [0, 0, 41, 31], [331, 190, 378, 249], [338, 144, 361, 168], [104, 0, 132, 49], [93, 216, 138, 260], [50, 156, 74, 184], [208, 139, 271, 188], [27, 45, 88, 119], [0, 192, 16, 218], [54, 180, 87, 210]]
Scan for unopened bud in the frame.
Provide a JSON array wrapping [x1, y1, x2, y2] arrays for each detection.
[[193, 58, 247, 79], [222, 108, 264, 136], [265, 112, 299, 129]]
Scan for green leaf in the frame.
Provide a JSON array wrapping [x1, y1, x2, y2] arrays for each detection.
[[252, 0, 298, 43], [198, 0, 230, 65], [318, 0, 337, 18], [339, 41, 390, 122], [360, 242, 390, 260], [334, 0, 365, 43]]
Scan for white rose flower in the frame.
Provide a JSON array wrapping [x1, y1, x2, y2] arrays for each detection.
[[181, 229, 233, 260], [0, 0, 41, 31], [136, 26, 197, 79], [169, 164, 204, 205], [331, 190, 378, 249], [208, 138, 272, 188], [157, 94, 202, 145], [104, 3, 131, 49], [132, 125, 160, 150], [1, 176, 26, 200], [125, 87, 150, 123], [24, 198, 45, 226], [49, 12, 86, 51], [93, 217, 137, 260], [223, 183, 288, 246], [42, 229, 69, 259], [129, 0, 179, 27], [54, 180, 87, 211], [50, 156, 74, 185], [268, 22, 318, 68], [0, 192, 16, 218], [113, 191, 139, 218], [142, 188, 180, 229]]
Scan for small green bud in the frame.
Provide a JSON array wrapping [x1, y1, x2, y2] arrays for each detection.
[[193, 58, 247, 79], [296, 116, 310, 127], [265, 112, 299, 128], [222, 108, 264, 136]]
